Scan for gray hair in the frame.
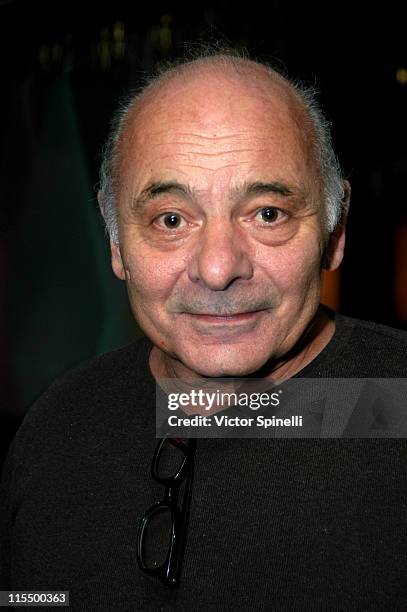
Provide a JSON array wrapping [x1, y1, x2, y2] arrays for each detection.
[[98, 49, 345, 244]]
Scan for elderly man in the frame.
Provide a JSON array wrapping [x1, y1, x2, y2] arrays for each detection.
[[1, 51, 407, 611]]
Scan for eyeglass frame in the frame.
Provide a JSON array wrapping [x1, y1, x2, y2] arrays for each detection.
[[136, 436, 197, 588]]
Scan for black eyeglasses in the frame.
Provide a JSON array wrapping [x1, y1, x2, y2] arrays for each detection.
[[136, 437, 196, 588]]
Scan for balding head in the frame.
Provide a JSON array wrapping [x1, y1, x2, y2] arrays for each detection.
[[99, 52, 345, 245]]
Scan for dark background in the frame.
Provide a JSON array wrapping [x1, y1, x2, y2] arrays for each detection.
[[1, 0, 406, 464]]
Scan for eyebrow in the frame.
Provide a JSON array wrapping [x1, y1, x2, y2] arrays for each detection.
[[235, 180, 294, 198], [132, 179, 295, 211], [134, 181, 195, 207]]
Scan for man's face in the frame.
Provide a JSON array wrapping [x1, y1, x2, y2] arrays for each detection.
[[111, 70, 329, 377]]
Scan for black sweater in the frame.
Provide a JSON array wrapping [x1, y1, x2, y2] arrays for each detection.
[[1, 311, 407, 611]]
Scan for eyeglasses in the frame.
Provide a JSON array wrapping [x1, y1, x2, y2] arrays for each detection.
[[136, 436, 196, 588]]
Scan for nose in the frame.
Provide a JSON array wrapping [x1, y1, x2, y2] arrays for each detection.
[[187, 219, 253, 290]]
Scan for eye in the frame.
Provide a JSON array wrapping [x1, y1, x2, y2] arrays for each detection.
[[255, 207, 287, 225], [155, 212, 186, 230]]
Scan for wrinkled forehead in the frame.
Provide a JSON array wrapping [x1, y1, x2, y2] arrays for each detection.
[[117, 64, 319, 189]]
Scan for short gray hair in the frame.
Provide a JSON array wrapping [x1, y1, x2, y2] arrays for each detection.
[[98, 49, 345, 244]]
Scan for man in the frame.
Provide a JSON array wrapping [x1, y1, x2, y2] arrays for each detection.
[[1, 50, 407, 610]]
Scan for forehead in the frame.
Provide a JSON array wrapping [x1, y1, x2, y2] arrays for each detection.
[[118, 66, 317, 196]]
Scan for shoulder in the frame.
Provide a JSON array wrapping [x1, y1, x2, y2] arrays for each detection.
[[304, 307, 407, 377], [335, 312, 407, 375], [12, 335, 155, 452], [339, 312, 407, 347], [49, 334, 154, 392], [35, 334, 153, 406]]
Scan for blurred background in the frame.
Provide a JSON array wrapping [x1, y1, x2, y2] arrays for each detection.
[[0, 0, 406, 463]]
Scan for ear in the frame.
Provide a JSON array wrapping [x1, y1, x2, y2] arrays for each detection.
[[110, 240, 126, 280], [97, 190, 126, 281], [97, 189, 107, 225], [323, 180, 351, 271]]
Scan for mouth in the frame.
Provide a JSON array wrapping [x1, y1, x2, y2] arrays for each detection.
[[188, 311, 262, 323], [178, 309, 270, 341]]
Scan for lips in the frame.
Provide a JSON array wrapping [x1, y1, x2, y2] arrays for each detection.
[[180, 310, 267, 343], [189, 311, 260, 322]]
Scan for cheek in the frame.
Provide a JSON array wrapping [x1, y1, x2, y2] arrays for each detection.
[[256, 239, 323, 295], [123, 248, 185, 303]]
